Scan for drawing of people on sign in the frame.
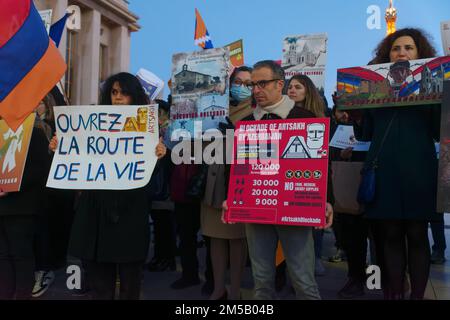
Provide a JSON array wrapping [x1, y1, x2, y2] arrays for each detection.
[[387, 61, 414, 97], [2, 126, 24, 174]]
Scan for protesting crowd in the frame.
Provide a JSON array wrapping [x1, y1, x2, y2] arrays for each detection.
[[0, 25, 448, 302]]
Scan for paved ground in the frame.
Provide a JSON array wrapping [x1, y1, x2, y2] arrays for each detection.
[[38, 215, 450, 300]]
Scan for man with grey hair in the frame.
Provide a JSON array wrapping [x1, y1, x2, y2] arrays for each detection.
[[223, 60, 334, 300]]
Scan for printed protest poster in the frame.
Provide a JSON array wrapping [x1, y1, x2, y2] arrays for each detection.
[[136, 68, 164, 101], [0, 113, 36, 192], [224, 39, 244, 69], [39, 9, 53, 34], [47, 105, 159, 190], [225, 118, 330, 227], [437, 81, 450, 213], [282, 34, 327, 92], [170, 48, 230, 139], [329, 125, 371, 152], [336, 56, 450, 110], [441, 21, 450, 56]]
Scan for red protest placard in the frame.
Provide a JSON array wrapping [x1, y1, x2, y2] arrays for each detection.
[[225, 118, 329, 227]]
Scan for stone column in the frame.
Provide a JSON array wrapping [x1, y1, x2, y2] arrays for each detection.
[[110, 25, 130, 75]]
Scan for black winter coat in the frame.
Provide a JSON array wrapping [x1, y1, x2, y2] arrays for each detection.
[[69, 188, 150, 263], [354, 105, 440, 221]]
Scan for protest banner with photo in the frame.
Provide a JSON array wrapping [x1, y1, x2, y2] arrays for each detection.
[[136, 68, 164, 101], [437, 81, 450, 213], [170, 48, 230, 139], [47, 105, 159, 190], [336, 56, 450, 110], [224, 39, 244, 69], [329, 125, 371, 152], [39, 9, 52, 34], [225, 118, 330, 227], [0, 113, 36, 192], [282, 33, 327, 93], [441, 20, 450, 56]]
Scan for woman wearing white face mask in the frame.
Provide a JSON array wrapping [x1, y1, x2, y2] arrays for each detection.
[[200, 66, 253, 300]]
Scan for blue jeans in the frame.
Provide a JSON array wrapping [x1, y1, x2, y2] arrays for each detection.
[[245, 223, 321, 300]]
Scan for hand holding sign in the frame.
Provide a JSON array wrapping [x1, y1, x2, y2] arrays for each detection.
[[47, 105, 160, 190]]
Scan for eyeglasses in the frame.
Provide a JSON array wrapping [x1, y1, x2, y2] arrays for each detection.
[[232, 79, 252, 87], [245, 79, 282, 90]]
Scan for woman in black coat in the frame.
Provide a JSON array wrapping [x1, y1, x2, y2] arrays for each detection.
[[50, 73, 167, 299], [352, 28, 441, 300]]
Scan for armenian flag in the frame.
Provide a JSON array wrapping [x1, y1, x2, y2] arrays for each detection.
[[0, 0, 66, 130], [194, 8, 213, 49]]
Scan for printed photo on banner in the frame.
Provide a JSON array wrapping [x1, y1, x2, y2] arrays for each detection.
[[329, 125, 371, 152], [46, 105, 159, 190], [225, 118, 330, 227], [38, 9, 52, 34], [441, 20, 450, 56], [170, 48, 230, 139], [437, 81, 450, 213], [336, 56, 450, 110], [0, 113, 35, 192], [282, 33, 327, 93]]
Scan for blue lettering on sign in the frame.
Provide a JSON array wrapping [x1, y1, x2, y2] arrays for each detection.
[[58, 137, 67, 155], [68, 137, 80, 155], [86, 163, 107, 181], [54, 164, 67, 180], [96, 163, 106, 181], [87, 136, 96, 154], [133, 161, 145, 180], [56, 114, 70, 133], [133, 137, 144, 154], [98, 113, 107, 131], [115, 162, 132, 180], [68, 163, 80, 181], [108, 114, 122, 132]]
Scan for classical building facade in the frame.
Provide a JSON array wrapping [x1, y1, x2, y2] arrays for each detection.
[[34, 0, 140, 105]]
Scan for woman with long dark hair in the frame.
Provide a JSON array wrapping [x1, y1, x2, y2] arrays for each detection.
[[50, 72, 166, 299]]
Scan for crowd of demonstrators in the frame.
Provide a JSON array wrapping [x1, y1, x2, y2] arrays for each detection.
[[223, 60, 334, 300], [351, 28, 442, 300], [199, 66, 253, 300], [1, 27, 449, 302]]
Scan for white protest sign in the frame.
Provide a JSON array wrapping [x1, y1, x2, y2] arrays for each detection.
[[47, 105, 159, 190], [330, 125, 371, 152]]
